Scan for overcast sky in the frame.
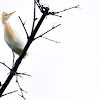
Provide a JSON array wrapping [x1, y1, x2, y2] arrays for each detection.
[[0, 0, 100, 100]]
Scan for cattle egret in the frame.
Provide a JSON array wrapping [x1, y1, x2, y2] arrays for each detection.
[[2, 11, 26, 56]]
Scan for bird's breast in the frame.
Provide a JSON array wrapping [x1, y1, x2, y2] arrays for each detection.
[[4, 22, 15, 40]]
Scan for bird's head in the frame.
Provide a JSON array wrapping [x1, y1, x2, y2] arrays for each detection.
[[2, 11, 16, 24]]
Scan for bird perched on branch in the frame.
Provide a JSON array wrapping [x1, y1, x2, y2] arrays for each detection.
[[1, 11, 26, 56]]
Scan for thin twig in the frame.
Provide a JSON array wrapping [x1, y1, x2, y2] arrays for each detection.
[[52, 14, 62, 17], [35, 0, 49, 13], [18, 16, 29, 39], [33, 0, 36, 29], [16, 75, 27, 100], [0, 62, 11, 70], [55, 5, 80, 14], [31, 0, 36, 34], [48, 5, 80, 17], [18, 94, 26, 100], [35, 0, 41, 10], [41, 36, 60, 43], [17, 72, 32, 77], [1, 90, 18, 97], [34, 24, 61, 40]]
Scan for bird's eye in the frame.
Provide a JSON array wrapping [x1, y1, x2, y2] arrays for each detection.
[[5, 14, 7, 16]]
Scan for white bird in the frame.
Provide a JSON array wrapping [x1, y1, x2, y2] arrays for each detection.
[[2, 11, 26, 56]]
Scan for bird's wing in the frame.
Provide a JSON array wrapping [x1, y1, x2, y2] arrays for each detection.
[[13, 29, 26, 49], [5, 29, 26, 55]]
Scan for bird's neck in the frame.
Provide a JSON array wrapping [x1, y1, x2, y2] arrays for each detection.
[[4, 21, 15, 40]]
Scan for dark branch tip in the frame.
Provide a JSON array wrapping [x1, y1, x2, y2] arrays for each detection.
[[75, 5, 80, 9]]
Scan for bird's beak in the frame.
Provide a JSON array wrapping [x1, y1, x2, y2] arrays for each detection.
[[8, 11, 16, 15]]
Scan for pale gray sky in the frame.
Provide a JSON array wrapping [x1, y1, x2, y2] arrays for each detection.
[[0, 0, 100, 100]]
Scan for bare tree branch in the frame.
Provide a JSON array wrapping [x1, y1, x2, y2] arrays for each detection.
[[31, 0, 36, 34], [55, 5, 80, 14], [0, 4, 49, 97], [41, 36, 60, 43], [1, 90, 18, 97], [0, 62, 11, 70], [18, 16, 29, 39], [17, 72, 32, 77], [0, 1, 79, 98], [48, 5, 80, 17], [34, 24, 61, 40], [18, 94, 26, 100], [35, 0, 42, 11], [16, 75, 27, 100]]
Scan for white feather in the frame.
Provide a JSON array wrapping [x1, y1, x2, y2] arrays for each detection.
[[4, 29, 26, 55], [2, 11, 27, 56]]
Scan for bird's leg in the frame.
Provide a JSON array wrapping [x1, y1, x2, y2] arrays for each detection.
[[12, 51, 15, 68], [6, 51, 15, 76]]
